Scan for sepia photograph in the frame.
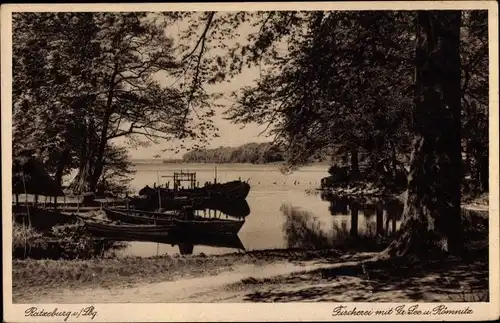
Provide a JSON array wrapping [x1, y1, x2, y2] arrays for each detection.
[[1, 1, 498, 322]]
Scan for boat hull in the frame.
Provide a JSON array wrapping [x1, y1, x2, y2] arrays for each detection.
[[83, 221, 175, 237], [99, 208, 245, 235], [139, 180, 251, 201], [104, 208, 179, 225]]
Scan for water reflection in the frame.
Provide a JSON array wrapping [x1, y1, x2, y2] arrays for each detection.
[[384, 199, 404, 236], [322, 194, 350, 215], [281, 193, 404, 251], [131, 197, 251, 219], [320, 192, 404, 237], [350, 202, 360, 237], [281, 204, 333, 249], [282, 204, 371, 250], [194, 199, 251, 219], [98, 231, 245, 256]]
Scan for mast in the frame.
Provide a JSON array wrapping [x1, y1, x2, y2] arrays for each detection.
[[157, 170, 161, 210]]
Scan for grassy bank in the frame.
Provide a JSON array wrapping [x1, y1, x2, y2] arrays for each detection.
[[13, 224, 488, 303], [12, 248, 344, 300], [13, 233, 488, 303]]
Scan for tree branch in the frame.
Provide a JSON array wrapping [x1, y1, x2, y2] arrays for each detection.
[[181, 12, 215, 61]]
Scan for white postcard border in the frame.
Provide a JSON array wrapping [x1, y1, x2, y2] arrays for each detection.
[[2, 1, 499, 322]]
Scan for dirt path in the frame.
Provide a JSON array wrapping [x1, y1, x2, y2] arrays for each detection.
[[25, 263, 309, 303], [21, 255, 375, 303], [16, 249, 488, 303]]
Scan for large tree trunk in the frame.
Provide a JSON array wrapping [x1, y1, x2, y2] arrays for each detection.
[[69, 120, 94, 195], [88, 66, 119, 193], [89, 115, 111, 193], [385, 11, 463, 257]]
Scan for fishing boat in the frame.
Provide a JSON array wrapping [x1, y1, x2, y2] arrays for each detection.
[[83, 209, 245, 236], [138, 171, 251, 201]]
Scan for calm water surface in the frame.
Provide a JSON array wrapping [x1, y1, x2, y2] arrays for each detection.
[[118, 163, 402, 257]]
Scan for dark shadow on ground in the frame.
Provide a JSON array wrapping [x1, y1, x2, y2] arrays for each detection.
[[239, 234, 488, 302]]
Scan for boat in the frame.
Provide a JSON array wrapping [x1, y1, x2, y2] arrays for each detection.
[[82, 210, 245, 236], [103, 207, 191, 225], [129, 195, 208, 211], [82, 219, 176, 237], [129, 196, 251, 217], [138, 179, 251, 201]]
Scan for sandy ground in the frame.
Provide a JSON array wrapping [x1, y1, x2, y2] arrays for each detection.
[[15, 251, 488, 303], [18, 260, 346, 303]]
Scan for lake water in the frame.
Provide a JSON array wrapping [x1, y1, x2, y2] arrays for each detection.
[[118, 163, 403, 257]]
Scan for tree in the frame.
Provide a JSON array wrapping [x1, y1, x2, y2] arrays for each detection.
[[460, 11, 489, 194], [13, 12, 218, 194], [385, 11, 463, 256], [218, 12, 415, 179], [178, 10, 481, 257]]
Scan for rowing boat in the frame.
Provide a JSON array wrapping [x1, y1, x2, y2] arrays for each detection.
[[90, 208, 245, 235], [103, 207, 187, 224], [82, 219, 176, 237]]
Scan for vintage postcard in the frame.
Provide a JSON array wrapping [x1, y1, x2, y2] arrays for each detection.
[[2, 1, 499, 322]]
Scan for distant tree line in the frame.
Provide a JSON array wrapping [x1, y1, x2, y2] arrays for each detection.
[[181, 142, 286, 164]]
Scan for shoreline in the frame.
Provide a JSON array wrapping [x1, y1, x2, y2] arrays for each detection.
[[11, 188, 490, 303], [13, 235, 489, 303], [13, 202, 488, 302]]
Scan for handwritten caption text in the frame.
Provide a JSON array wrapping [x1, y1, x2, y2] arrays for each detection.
[[25, 306, 98, 321], [332, 304, 474, 317]]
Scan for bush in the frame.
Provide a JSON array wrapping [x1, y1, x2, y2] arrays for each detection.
[[12, 222, 47, 254], [50, 222, 126, 259], [13, 220, 126, 260]]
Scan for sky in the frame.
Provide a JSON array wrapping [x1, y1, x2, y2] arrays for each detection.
[[118, 66, 271, 160], [117, 14, 273, 160]]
